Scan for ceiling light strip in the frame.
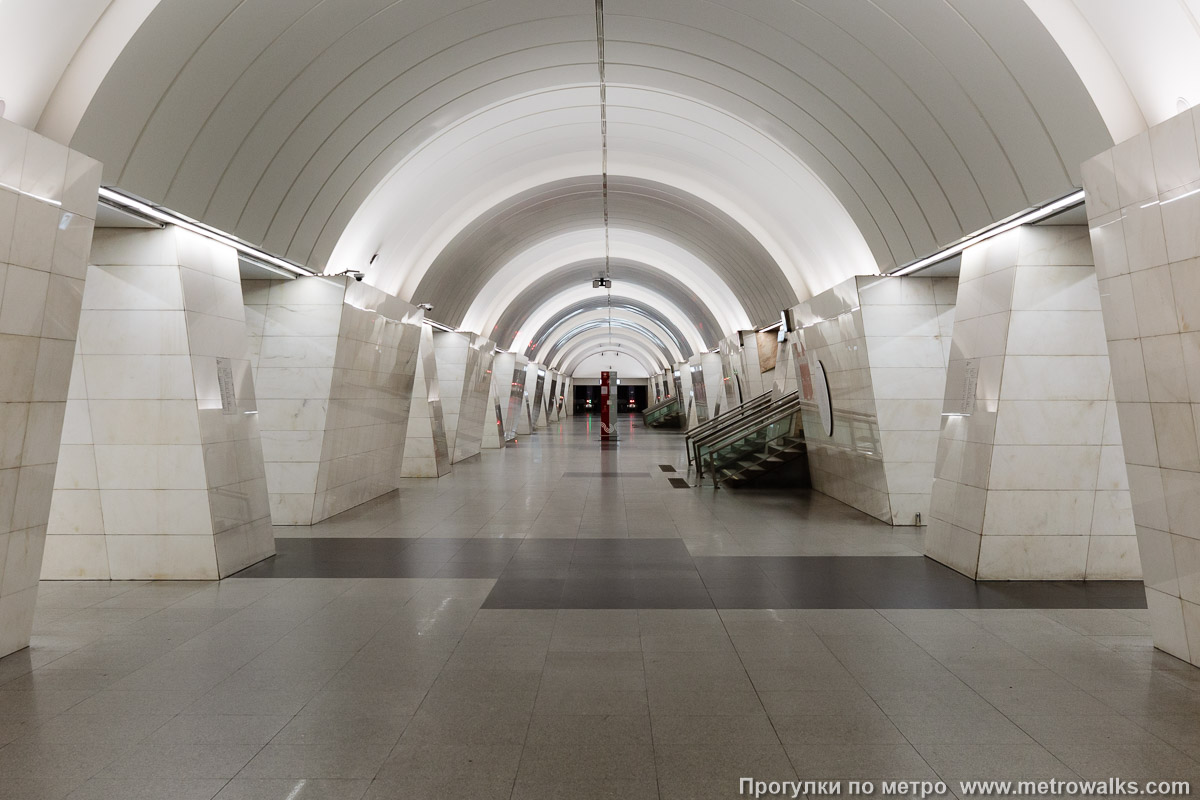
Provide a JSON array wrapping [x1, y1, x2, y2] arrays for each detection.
[[98, 186, 314, 277], [887, 189, 1085, 277]]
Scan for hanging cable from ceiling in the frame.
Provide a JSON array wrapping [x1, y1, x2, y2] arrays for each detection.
[[595, 0, 613, 345]]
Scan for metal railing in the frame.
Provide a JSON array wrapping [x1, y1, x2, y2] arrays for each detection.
[[690, 390, 801, 477], [642, 395, 681, 426], [695, 396, 804, 486], [684, 389, 776, 466]]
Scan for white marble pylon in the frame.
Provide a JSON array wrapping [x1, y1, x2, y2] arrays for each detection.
[[481, 362, 505, 448], [0, 120, 102, 656], [434, 330, 497, 463], [44, 226, 274, 583], [925, 225, 1138, 580], [246, 276, 423, 524], [401, 324, 451, 477], [786, 275, 956, 526], [1082, 105, 1200, 664]]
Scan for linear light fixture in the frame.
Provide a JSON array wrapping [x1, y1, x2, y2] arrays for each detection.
[[887, 189, 1085, 277], [425, 318, 457, 333], [98, 186, 314, 277]]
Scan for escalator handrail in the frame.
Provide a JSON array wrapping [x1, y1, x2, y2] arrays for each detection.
[[691, 391, 799, 451], [683, 390, 776, 462], [692, 395, 803, 476], [697, 401, 804, 480], [642, 395, 680, 417], [690, 390, 796, 447], [694, 396, 802, 455]]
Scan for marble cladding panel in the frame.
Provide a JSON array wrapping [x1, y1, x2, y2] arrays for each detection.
[[44, 226, 272, 586], [789, 275, 951, 525], [435, 331, 496, 461], [516, 362, 535, 436], [736, 330, 769, 402], [560, 376, 573, 418], [688, 357, 708, 424], [673, 364, 691, 426], [859, 275, 956, 526], [481, 356, 506, 446], [400, 323, 451, 478], [491, 353, 518, 441], [314, 282, 422, 519], [244, 277, 342, 524], [1083, 105, 1200, 664], [250, 277, 422, 524], [546, 373, 560, 422], [0, 121, 101, 657], [701, 353, 726, 418], [788, 296, 891, 524], [497, 355, 528, 440], [927, 224, 1138, 581], [715, 339, 739, 410], [529, 368, 547, 428]]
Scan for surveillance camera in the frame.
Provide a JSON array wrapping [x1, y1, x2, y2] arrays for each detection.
[[354, 273, 364, 282]]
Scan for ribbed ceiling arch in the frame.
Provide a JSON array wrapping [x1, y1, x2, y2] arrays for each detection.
[[542, 320, 676, 367], [553, 332, 668, 374], [489, 259, 722, 350], [524, 300, 695, 360], [410, 176, 793, 328], [65, 0, 1111, 326]]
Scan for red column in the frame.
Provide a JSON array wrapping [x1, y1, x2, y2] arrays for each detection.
[[600, 371, 617, 440]]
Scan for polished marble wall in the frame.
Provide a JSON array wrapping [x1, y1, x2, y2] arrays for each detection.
[[1082, 105, 1200, 663], [493, 353, 528, 441], [530, 367, 548, 429], [516, 362, 535, 436], [247, 277, 422, 524], [681, 359, 700, 429], [46, 226, 273, 584], [715, 339, 741, 411], [401, 324, 451, 478], [736, 331, 771, 403], [789, 275, 954, 525], [701, 352, 726, 418], [0, 120, 101, 656], [926, 225, 1138, 580], [434, 330, 495, 462], [481, 367, 506, 446]]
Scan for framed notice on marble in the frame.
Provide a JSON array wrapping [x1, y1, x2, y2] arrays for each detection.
[[756, 331, 778, 373], [945, 358, 978, 416], [216, 357, 238, 415]]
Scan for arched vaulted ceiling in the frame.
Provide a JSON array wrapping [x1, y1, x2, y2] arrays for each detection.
[[6, 0, 1190, 377], [488, 259, 723, 351], [407, 176, 795, 329]]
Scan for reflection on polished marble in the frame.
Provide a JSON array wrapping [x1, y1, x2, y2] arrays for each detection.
[[2, 416, 1196, 798]]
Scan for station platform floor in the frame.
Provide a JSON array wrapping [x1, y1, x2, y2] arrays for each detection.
[[1, 416, 1195, 799]]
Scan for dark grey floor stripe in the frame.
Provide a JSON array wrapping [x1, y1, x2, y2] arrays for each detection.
[[231, 538, 1148, 611]]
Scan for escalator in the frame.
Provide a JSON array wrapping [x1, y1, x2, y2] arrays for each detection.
[[688, 390, 807, 488], [642, 395, 683, 428], [683, 389, 777, 467]]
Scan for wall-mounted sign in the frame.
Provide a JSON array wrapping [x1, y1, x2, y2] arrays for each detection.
[[813, 359, 833, 437], [945, 358, 979, 416], [216, 357, 237, 415], [756, 331, 779, 373]]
